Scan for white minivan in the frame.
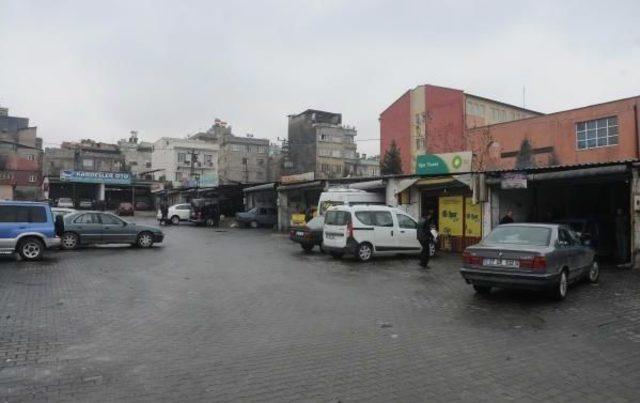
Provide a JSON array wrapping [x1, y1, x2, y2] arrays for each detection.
[[322, 205, 422, 261], [317, 188, 385, 216]]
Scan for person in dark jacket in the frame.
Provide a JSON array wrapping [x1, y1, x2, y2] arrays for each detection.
[[417, 211, 435, 268], [500, 209, 514, 224], [159, 199, 169, 225]]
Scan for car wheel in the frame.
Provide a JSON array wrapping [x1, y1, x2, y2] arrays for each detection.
[[330, 252, 343, 259], [553, 270, 568, 300], [301, 243, 314, 252], [205, 218, 215, 227], [137, 232, 154, 248], [250, 220, 259, 229], [171, 215, 181, 225], [587, 260, 600, 283], [61, 232, 79, 250], [473, 285, 491, 295], [429, 241, 436, 257], [18, 237, 44, 261], [356, 242, 373, 262]]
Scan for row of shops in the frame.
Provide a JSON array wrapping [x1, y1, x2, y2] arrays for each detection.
[[245, 160, 639, 267]]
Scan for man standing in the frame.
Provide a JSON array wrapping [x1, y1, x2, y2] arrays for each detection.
[[500, 209, 514, 224], [159, 198, 169, 225], [417, 211, 435, 268]]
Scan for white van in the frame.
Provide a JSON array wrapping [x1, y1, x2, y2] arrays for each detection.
[[317, 188, 385, 216], [322, 205, 422, 261]]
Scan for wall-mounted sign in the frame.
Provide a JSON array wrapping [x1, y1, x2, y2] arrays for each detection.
[[501, 173, 527, 189], [464, 197, 482, 237], [281, 171, 314, 184], [416, 152, 472, 175], [439, 195, 463, 236], [60, 170, 131, 185]]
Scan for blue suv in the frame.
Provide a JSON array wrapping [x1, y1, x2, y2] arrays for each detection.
[[0, 201, 63, 261]]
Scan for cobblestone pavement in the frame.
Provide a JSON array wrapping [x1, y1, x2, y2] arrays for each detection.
[[1, 218, 640, 402]]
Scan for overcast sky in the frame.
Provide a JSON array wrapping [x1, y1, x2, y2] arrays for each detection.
[[1, 0, 639, 155]]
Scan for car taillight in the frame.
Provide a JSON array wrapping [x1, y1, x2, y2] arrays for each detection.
[[462, 251, 483, 265], [519, 256, 547, 270], [346, 220, 353, 238]]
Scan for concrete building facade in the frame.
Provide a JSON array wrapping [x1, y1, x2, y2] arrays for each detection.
[[379, 84, 541, 174], [151, 137, 219, 188], [287, 109, 358, 179], [0, 107, 43, 200], [118, 131, 153, 179]]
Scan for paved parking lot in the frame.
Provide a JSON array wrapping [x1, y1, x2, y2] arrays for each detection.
[[1, 218, 640, 402]]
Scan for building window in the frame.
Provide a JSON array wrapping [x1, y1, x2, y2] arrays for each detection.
[[245, 145, 252, 153], [177, 152, 186, 162], [175, 172, 183, 181], [576, 116, 618, 150], [258, 159, 264, 166], [231, 144, 242, 152], [321, 163, 330, 173], [242, 158, 248, 165], [82, 159, 93, 168], [145, 162, 152, 168], [205, 154, 213, 164], [416, 137, 425, 151], [27, 154, 35, 161], [28, 175, 36, 183], [320, 134, 328, 141]]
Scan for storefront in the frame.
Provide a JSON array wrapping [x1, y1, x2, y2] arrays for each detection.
[[486, 163, 632, 265], [276, 180, 324, 230], [243, 183, 277, 211]]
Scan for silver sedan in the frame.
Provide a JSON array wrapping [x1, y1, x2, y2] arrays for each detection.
[[460, 223, 599, 300]]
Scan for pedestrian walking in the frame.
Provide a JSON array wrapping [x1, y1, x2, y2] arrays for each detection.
[[417, 211, 435, 268], [160, 199, 169, 225], [500, 209, 514, 224]]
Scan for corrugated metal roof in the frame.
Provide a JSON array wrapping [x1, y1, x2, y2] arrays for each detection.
[[484, 159, 639, 175]]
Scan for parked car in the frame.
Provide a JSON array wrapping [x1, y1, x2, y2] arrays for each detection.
[[290, 216, 324, 252], [52, 207, 76, 218], [60, 211, 164, 249], [190, 198, 220, 227], [116, 202, 134, 216], [57, 197, 74, 208], [78, 199, 94, 209], [555, 218, 609, 258], [0, 201, 64, 261], [322, 205, 422, 262], [156, 203, 191, 225], [460, 223, 599, 300], [236, 207, 277, 228], [135, 200, 151, 210]]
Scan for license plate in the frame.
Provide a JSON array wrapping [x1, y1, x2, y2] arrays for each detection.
[[296, 231, 304, 236], [326, 234, 335, 240], [483, 258, 519, 268]]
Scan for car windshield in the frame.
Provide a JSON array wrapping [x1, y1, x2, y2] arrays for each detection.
[[483, 226, 552, 247], [248, 208, 257, 214], [319, 201, 344, 215]]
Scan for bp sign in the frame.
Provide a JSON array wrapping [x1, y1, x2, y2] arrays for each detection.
[[416, 152, 472, 175]]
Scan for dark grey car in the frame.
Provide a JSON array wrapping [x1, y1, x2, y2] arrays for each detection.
[[460, 223, 599, 300], [236, 207, 277, 228], [61, 211, 164, 249]]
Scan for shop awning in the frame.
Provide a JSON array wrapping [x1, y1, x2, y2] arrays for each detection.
[[415, 177, 459, 187], [277, 181, 324, 192], [243, 183, 276, 193], [486, 164, 629, 184]]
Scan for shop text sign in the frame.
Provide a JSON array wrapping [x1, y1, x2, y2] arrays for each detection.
[[416, 152, 472, 175], [439, 195, 463, 236], [60, 170, 131, 185], [281, 172, 314, 184], [501, 173, 527, 189]]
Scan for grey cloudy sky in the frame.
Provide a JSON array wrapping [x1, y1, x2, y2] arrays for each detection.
[[1, 0, 639, 155]]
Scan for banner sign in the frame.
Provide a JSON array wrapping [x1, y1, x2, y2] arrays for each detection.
[[501, 173, 527, 189], [439, 195, 463, 236], [60, 170, 131, 185], [464, 197, 482, 237], [281, 171, 314, 184], [416, 152, 472, 175]]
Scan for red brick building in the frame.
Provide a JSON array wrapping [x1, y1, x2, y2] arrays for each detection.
[[379, 84, 540, 174]]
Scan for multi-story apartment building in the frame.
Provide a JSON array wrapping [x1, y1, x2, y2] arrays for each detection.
[[44, 139, 125, 176], [118, 131, 153, 179], [380, 84, 541, 174], [347, 154, 380, 177], [151, 137, 219, 188], [287, 109, 358, 179], [0, 107, 43, 200], [191, 120, 270, 184]]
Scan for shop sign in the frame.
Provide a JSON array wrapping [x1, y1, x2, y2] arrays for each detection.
[[501, 173, 527, 189], [150, 182, 165, 193], [439, 195, 463, 236], [60, 170, 131, 185], [281, 171, 314, 184], [290, 213, 306, 227], [416, 152, 472, 175], [464, 197, 482, 237]]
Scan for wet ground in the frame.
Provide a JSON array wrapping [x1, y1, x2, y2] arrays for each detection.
[[1, 218, 639, 402]]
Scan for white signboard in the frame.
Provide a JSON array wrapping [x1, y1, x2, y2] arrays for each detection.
[[501, 173, 527, 189]]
